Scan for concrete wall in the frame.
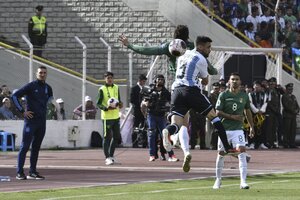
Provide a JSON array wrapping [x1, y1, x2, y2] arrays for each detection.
[[2, 120, 101, 149]]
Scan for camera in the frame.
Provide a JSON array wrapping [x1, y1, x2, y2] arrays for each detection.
[[140, 85, 170, 113]]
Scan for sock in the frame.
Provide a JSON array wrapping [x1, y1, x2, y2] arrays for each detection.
[[178, 126, 190, 156], [212, 118, 231, 151], [166, 124, 179, 135], [216, 154, 224, 179], [238, 153, 247, 184]]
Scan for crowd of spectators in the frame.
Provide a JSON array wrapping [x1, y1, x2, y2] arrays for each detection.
[[195, 0, 300, 73]]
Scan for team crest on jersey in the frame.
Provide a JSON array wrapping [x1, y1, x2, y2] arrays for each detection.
[[240, 98, 243, 103]]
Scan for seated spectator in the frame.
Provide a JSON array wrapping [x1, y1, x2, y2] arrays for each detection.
[[245, 22, 255, 41], [0, 85, 11, 107], [232, 8, 246, 28], [73, 96, 97, 120], [47, 101, 57, 120], [246, 6, 260, 32], [55, 98, 66, 120], [0, 97, 17, 120]]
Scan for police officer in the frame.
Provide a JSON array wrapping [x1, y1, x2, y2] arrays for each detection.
[[282, 83, 300, 148], [12, 66, 53, 180], [141, 74, 178, 162], [96, 71, 123, 165], [28, 5, 47, 57]]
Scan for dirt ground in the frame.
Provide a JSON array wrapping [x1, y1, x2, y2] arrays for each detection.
[[0, 148, 299, 192]]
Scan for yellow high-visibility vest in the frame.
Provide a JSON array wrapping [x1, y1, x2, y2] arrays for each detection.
[[100, 84, 120, 120], [31, 16, 46, 35]]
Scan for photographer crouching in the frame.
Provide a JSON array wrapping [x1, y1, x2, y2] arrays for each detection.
[[140, 74, 179, 162]]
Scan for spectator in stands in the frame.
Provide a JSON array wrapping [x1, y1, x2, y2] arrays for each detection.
[[232, 8, 246, 28], [260, 8, 275, 23], [130, 74, 147, 148], [282, 83, 299, 148], [248, 0, 263, 16], [245, 22, 255, 41], [73, 96, 97, 120], [276, 8, 286, 31], [28, 5, 47, 57], [284, 7, 297, 29], [55, 98, 66, 120], [246, 6, 260, 33], [283, 21, 297, 47], [238, 0, 249, 16], [0, 85, 11, 107], [235, 21, 247, 42], [291, 30, 300, 48], [0, 97, 17, 120]]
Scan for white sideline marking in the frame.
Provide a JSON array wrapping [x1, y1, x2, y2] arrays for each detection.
[[40, 180, 288, 200], [0, 164, 281, 173]]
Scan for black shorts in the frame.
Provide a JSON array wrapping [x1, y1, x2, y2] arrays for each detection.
[[170, 86, 213, 118]]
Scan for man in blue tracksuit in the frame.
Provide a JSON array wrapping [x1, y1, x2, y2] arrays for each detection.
[[12, 66, 53, 180]]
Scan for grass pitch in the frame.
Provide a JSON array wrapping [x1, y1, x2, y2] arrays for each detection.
[[1, 172, 299, 200]]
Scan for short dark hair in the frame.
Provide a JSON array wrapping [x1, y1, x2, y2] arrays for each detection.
[[104, 71, 114, 77], [230, 72, 240, 77], [174, 25, 189, 41], [38, 66, 47, 70], [195, 36, 212, 46], [138, 74, 147, 81]]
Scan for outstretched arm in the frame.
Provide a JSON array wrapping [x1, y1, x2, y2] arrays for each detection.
[[119, 34, 168, 55]]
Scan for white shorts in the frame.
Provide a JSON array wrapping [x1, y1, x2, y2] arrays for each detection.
[[217, 130, 247, 151]]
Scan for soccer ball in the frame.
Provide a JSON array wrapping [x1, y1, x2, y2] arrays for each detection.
[[107, 97, 119, 108], [168, 39, 187, 57]]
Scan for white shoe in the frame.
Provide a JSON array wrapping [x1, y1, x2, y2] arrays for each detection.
[[259, 143, 268, 150], [162, 129, 173, 152], [149, 156, 155, 162], [182, 153, 192, 173], [170, 133, 180, 148], [240, 182, 250, 189], [213, 178, 221, 189], [168, 155, 179, 162], [105, 157, 114, 165]]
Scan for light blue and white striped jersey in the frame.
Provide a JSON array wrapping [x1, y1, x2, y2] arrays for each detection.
[[172, 49, 208, 89]]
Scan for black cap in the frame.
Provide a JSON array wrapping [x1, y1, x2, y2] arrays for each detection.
[[212, 82, 220, 87], [35, 5, 43, 11], [268, 77, 277, 82], [285, 83, 293, 88], [138, 74, 147, 81]]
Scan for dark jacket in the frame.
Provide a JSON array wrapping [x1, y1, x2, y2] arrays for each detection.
[[12, 80, 53, 122]]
